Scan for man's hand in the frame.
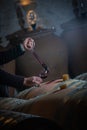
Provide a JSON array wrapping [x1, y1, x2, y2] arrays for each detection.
[[23, 76, 43, 87], [23, 37, 35, 51]]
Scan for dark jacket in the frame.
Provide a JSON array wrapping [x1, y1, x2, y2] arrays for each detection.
[[0, 44, 25, 97]]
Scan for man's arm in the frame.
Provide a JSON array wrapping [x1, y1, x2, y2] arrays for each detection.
[[0, 68, 43, 90], [0, 37, 42, 90], [0, 69, 25, 90], [0, 44, 25, 65]]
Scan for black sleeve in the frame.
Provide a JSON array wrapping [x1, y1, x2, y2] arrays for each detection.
[[0, 69, 25, 90], [0, 44, 25, 65]]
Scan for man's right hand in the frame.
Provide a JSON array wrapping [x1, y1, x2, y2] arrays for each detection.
[[23, 76, 43, 87]]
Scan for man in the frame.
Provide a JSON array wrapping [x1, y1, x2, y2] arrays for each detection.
[[0, 37, 43, 97]]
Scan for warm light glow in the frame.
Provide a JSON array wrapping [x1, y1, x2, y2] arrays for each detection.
[[20, 0, 32, 6], [27, 10, 37, 25]]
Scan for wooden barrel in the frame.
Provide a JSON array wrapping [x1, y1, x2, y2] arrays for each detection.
[[0, 79, 86, 111], [16, 78, 63, 99], [16, 78, 86, 100], [0, 110, 60, 130], [0, 78, 87, 130], [13, 79, 87, 130]]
